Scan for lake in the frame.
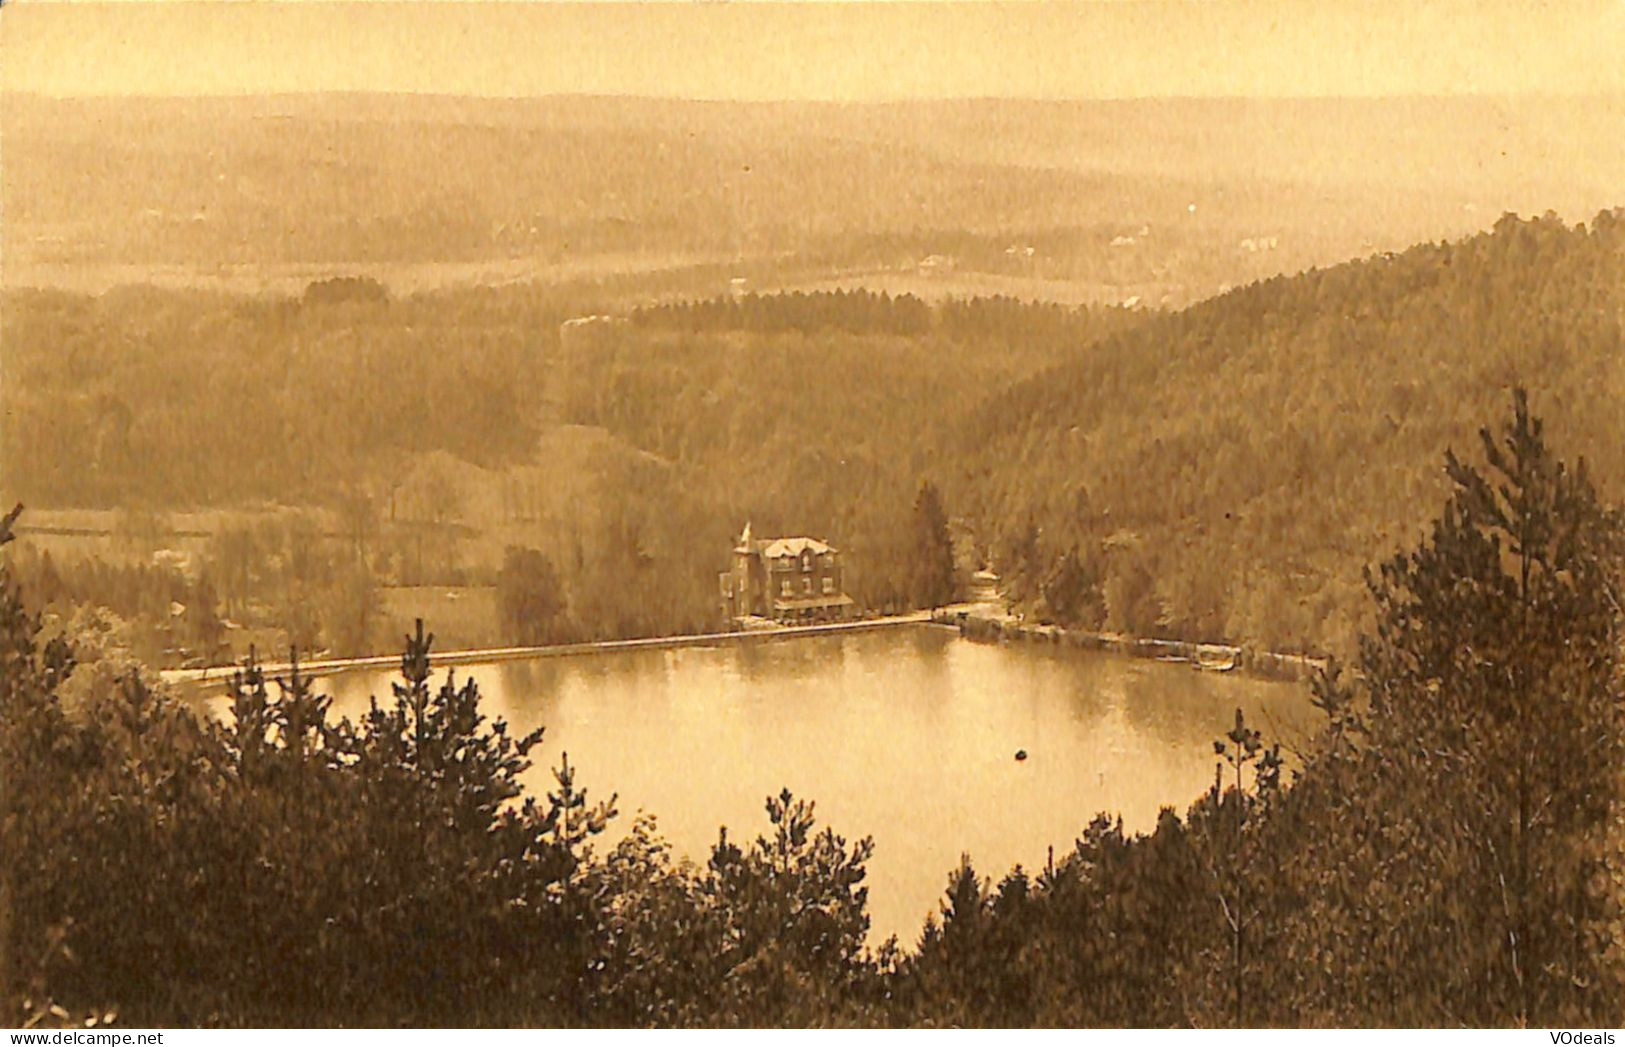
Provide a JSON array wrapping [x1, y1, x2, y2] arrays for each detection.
[[312, 625, 1319, 945]]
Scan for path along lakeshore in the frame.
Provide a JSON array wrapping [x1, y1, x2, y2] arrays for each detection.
[[935, 610, 1329, 682], [161, 599, 1327, 691]]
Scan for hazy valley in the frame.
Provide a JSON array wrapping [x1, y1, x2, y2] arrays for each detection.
[[7, 92, 1621, 305]]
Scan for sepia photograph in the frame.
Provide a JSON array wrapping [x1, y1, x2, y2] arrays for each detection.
[[1, 0, 1624, 1031]]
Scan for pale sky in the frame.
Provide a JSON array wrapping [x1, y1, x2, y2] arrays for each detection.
[[3, 0, 1624, 100]]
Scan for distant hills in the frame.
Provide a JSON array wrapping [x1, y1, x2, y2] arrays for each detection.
[[5, 92, 1621, 305]]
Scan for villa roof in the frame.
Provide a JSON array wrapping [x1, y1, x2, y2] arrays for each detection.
[[733, 534, 838, 557], [760, 537, 833, 559], [733, 521, 839, 558]]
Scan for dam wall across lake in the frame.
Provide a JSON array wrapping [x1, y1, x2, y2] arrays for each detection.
[[160, 611, 938, 690], [161, 604, 1326, 692]]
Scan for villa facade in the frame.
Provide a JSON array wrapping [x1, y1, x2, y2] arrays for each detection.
[[721, 523, 856, 624]]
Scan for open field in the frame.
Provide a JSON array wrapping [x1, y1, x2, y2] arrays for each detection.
[[14, 507, 240, 564], [377, 585, 500, 652]]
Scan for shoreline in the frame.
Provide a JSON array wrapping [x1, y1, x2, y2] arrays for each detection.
[[160, 604, 1328, 691], [159, 610, 937, 689], [934, 610, 1329, 682]]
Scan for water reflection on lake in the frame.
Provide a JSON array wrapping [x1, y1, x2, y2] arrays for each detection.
[[314, 626, 1319, 945]]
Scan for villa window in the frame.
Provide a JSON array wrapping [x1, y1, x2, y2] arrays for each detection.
[[822, 577, 835, 594], [781, 579, 793, 596], [802, 577, 813, 595], [802, 554, 812, 572]]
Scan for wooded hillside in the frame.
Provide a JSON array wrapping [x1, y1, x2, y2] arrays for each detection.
[[953, 210, 1625, 653]]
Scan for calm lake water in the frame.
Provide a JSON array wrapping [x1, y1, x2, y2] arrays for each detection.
[[312, 626, 1319, 945]]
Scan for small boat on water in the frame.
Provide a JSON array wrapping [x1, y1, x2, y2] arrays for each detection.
[[1193, 644, 1241, 672]]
